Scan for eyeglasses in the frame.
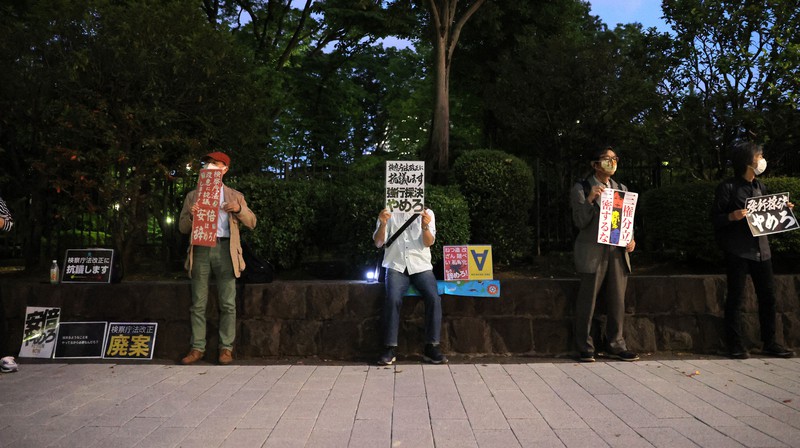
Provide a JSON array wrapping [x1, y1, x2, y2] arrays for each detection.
[[596, 156, 620, 163]]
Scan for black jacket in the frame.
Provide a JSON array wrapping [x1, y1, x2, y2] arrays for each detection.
[[710, 177, 770, 261]]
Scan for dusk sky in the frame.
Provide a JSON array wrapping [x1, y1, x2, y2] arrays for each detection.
[[378, 1, 673, 49], [589, 0, 671, 33]]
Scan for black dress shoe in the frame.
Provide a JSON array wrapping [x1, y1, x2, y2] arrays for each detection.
[[609, 350, 639, 362], [728, 349, 749, 359], [578, 351, 595, 362], [762, 343, 793, 358]]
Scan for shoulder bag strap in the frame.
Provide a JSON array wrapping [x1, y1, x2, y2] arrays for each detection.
[[384, 213, 420, 248]]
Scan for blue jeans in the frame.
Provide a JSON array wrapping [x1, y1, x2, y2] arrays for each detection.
[[383, 268, 442, 347]]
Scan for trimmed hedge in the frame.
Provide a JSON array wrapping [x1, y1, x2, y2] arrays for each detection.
[[453, 149, 534, 263], [426, 185, 471, 266], [230, 175, 323, 270], [230, 175, 471, 273], [639, 181, 718, 262], [313, 179, 384, 269], [639, 176, 800, 262], [762, 177, 800, 256]]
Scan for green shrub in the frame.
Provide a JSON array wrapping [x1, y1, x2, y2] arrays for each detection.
[[234, 173, 472, 275], [640, 176, 800, 263], [639, 181, 718, 262], [313, 179, 384, 267], [314, 181, 471, 270], [453, 149, 534, 263], [230, 175, 323, 269], [426, 185, 471, 266], [762, 177, 800, 256]]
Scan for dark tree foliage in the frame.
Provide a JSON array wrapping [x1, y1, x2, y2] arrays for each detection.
[[663, 0, 800, 179], [0, 0, 267, 269]]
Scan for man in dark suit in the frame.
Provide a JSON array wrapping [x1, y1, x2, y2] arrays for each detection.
[[571, 146, 638, 362]]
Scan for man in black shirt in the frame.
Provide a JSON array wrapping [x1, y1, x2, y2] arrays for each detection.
[[711, 142, 794, 359]]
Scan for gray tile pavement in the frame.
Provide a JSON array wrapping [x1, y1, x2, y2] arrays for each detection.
[[1, 358, 799, 447]]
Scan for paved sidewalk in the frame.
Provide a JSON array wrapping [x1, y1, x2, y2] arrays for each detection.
[[1, 358, 799, 447]]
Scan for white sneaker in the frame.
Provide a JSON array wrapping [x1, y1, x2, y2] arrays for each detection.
[[1, 356, 18, 373]]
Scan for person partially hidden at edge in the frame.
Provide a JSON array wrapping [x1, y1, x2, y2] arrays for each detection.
[[373, 207, 447, 365], [570, 146, 639, 363], [179, 152, 257, 365], [710, 141, 794, 360]]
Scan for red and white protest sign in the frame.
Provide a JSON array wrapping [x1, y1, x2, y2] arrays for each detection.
[[191, 169, 223, 247], [597, 188, 637, 247]]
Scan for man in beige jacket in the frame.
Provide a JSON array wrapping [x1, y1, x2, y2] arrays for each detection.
[[179, 152, 256, 365]]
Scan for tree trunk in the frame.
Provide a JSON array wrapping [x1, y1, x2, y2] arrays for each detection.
[[429, 32, 450, 182], [425, 0, 486, 183]]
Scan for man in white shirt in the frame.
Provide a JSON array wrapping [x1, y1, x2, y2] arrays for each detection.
[[373, 208, 446, 365]]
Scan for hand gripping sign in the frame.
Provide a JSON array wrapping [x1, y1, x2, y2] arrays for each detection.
[[191, 168, 224, 247], [597, 188, 638, 246], [745, 192, 799, 237]]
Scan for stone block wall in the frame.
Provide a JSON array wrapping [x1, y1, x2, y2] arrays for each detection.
[[1, 275, 798, 361]]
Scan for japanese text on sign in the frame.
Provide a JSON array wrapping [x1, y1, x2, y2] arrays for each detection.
[[386, 161, 425, 213], [20, 307, 61, 358], [444, 246, 469, 281], [54, 322, 108, 359], [597, 188, 638, 247], [103, 322, 158, 360], [62, 249, 114, 283], [191, 169, 224, 247], [745, 192, 799, 237], [443, 245, 493, 281]]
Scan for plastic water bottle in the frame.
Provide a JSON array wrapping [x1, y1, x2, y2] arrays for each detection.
[[50, 260, 59, 285]]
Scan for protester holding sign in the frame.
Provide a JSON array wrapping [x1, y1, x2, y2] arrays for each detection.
[[178, 152, 256, 365], [711, 141, 794, 359], [373, 206, 446, 365], [570, 146, 638, 363]]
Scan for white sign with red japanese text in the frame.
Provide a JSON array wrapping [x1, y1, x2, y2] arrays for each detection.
[[597, 188, 637, 247], [191, 168, 224, 247]]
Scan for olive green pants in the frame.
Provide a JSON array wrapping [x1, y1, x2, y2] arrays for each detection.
[[190, 240, 236, 351]]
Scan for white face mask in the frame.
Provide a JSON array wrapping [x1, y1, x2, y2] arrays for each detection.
[[599, 159, 617, 175], [753, 158, 767, 175]]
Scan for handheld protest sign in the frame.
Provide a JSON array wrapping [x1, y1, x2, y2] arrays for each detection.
[[385, 161, 425, 214], [191, 168, 224, 247], [597, 188, 637, 246], [745, 192, 799, 237]]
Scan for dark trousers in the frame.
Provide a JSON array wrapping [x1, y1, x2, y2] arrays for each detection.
[[724, 253, 777, 349], [574, 248, 628, 354]]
